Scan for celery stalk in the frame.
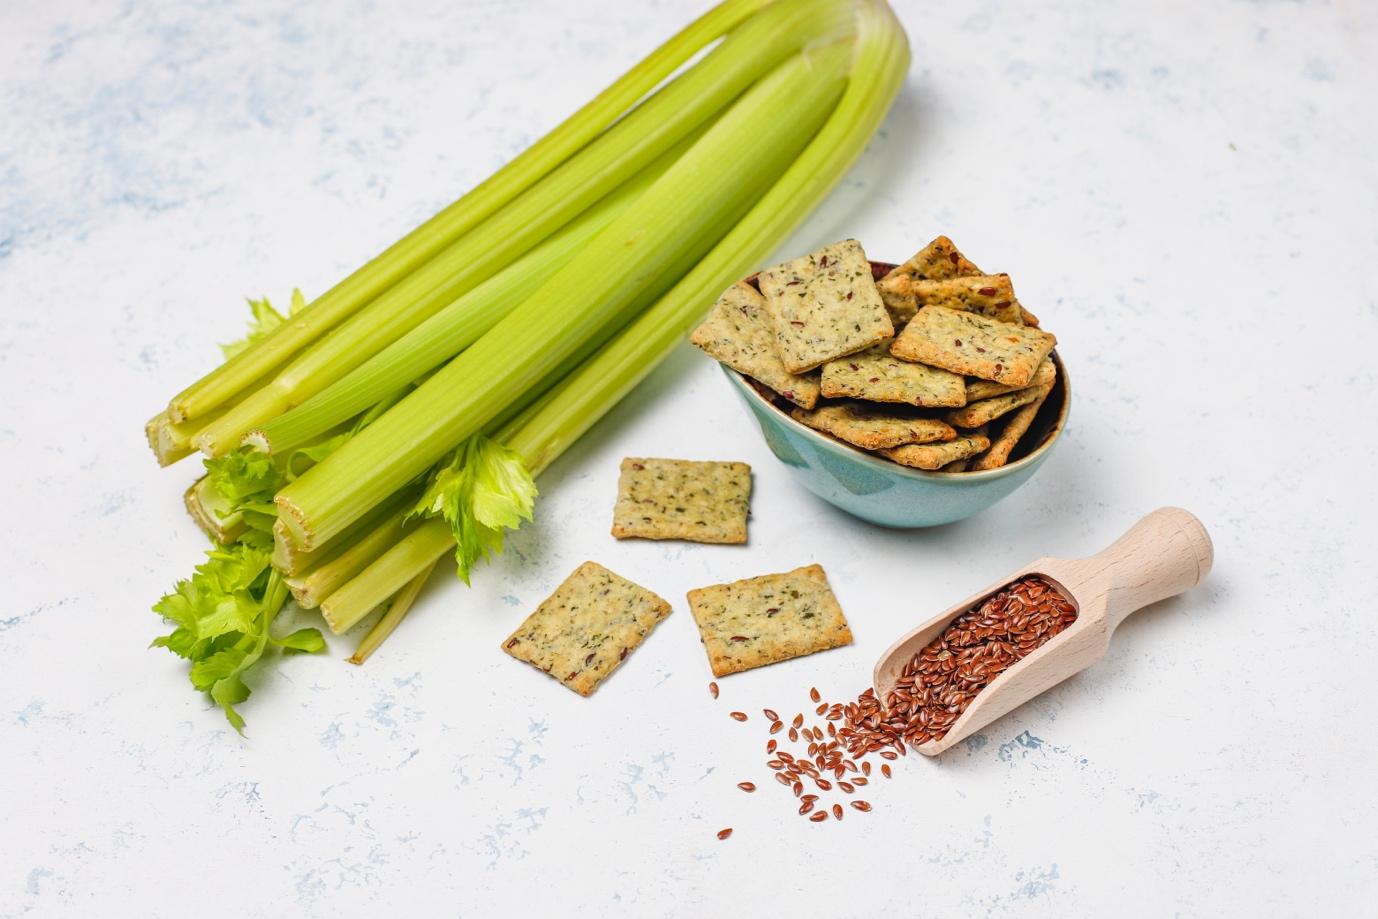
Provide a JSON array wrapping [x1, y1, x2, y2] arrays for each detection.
[[346, 560, 437, 664], [164, 0, 771, 425], [278, 35, 856, 549], [191, 0, 847, 455]]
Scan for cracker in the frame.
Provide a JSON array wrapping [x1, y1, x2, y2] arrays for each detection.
[[758, 239, 894, 373], [910, 274, 1023, 325], [970, 383, 1053, 470], [611, 457, 751, 544], [966, 358, 1055, 401], [891, 306, 1056, 386], [876, 235, 982, 326], [883, 434, 991, 470], [791, 401, 957, 451], [690, 281, 821, 409], [941, 459, 970, 472], [1019, 305, 1041, 327], [944, 385, 1045, 429], [819, 343, 966, 407], [502, 562, 672, 696], [686, 564, 853, 677]]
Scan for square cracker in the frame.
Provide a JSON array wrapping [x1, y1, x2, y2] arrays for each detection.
[[876, 236, 982, 326], [686, 564, 853, 677], [970, 383, 1053, 470], [944, 385, 1046, 428], [758, 239, 894, 373], [502, 561, 672, 696], [966, 358, 1055, 402], [883, 434, 991, 470], [891, 306, 1056, 386], [791, 401, 957, 450], [612, 457, 751, 544], [690, 282, 821, 409], [911, 274, 1024, 325], [820, 343, 966, 407]]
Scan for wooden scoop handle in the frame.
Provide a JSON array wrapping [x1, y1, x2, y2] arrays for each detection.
[[1083, 507, 1214, 631]]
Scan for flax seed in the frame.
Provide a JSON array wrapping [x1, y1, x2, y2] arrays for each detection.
[[717, 827, 733, 840], [810, 811, 828, 823], [763, 708, 779, 722], [730, 711, 748, 722], [709, 682, 719, 699], [832, 803, 843, 820], [737, 782, 756, 792], [851, 801, 872, 812], [810, 687, 821, 703]]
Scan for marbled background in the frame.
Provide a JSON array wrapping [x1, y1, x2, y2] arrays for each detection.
[[2, 0, 1375, 916]]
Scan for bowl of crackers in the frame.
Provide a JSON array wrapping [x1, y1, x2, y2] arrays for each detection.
[[691, 236, 1069, 528]]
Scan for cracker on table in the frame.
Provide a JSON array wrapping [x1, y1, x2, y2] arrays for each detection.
[[970, 383, 1054, 470], [690, 281, 821, 409], [791, 401, 957, 451], [686, 564, 853, 677], [758, 239, 894, 373], [611, 457, 751, 544], [502, 561, 671, 696], [820, 343, 966, 407], [911, 274, 1024, 325], [876, 236, 982, 326], [944, 385, 1046, 429], [966, 358, 1055, 402], [891, 306, 1056, 386], [883, 434, 991, 470]]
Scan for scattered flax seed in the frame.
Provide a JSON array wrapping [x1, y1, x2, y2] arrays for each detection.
[[809, 811, 829, 823], [709, 681, 719, 699], [810, 687, 821, 703], [881, 764, 892, 779], [832, 803, 844, 820], [763, 708, 779, 722], [737, 782, 756, 793], [837, 781, 855, 794], [766, 739, 777, 753], [799, 800, 814, 815], [769, 720, 783, 735], [792, 713, 804, 729], [717, 828, 733, 840], [730, 711, 748, 722], [788, 727, 799, 742], [851, 801, 872, 812]]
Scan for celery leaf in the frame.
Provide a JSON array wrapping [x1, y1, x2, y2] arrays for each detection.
[[220, 294, 289, 359], [409, 434, 537, 584]]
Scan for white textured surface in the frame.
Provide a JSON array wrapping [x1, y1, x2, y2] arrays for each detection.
[[2, 1, 1375, 915]]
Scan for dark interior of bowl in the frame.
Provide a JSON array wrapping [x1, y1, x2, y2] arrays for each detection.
[[737, 260, 1068, 472]]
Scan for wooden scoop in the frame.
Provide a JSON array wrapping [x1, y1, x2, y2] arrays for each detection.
[[874, 507, 1213, 756]]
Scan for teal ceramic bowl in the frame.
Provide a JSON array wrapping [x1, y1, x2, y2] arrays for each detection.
[[722, 350, 1070, 529]]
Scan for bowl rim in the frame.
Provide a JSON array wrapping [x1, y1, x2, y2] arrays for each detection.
[[723, 349, 1071, 482]]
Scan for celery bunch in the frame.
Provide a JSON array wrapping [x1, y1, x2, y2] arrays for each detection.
[[150, 0, 909, 731]]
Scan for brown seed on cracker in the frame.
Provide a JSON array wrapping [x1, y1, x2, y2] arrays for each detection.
[[501, 562, 672, 696], [890, 306, 1056, 386], [611, 457, 751, 544], [690, 281, 821, 409], [686, 564, 853, 677]]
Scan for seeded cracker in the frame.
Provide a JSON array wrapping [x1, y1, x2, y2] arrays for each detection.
[[875, 235, 982, 326], [611, 457, 751, 544], [690, 281, 821, 409], [686, 564, 853, 677], [820, 343, 966, 407], [758, 239, 894, 373], [910, 274, 1024, 325], [944, 384, 1045, 428], [891, 306, 1056, 386], [791, 402, 956, 451], [966, 357, 1055, 402], [883, 434, 991, 470], [502, 562, 672, 696], [970, 383, 1053, 470]]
